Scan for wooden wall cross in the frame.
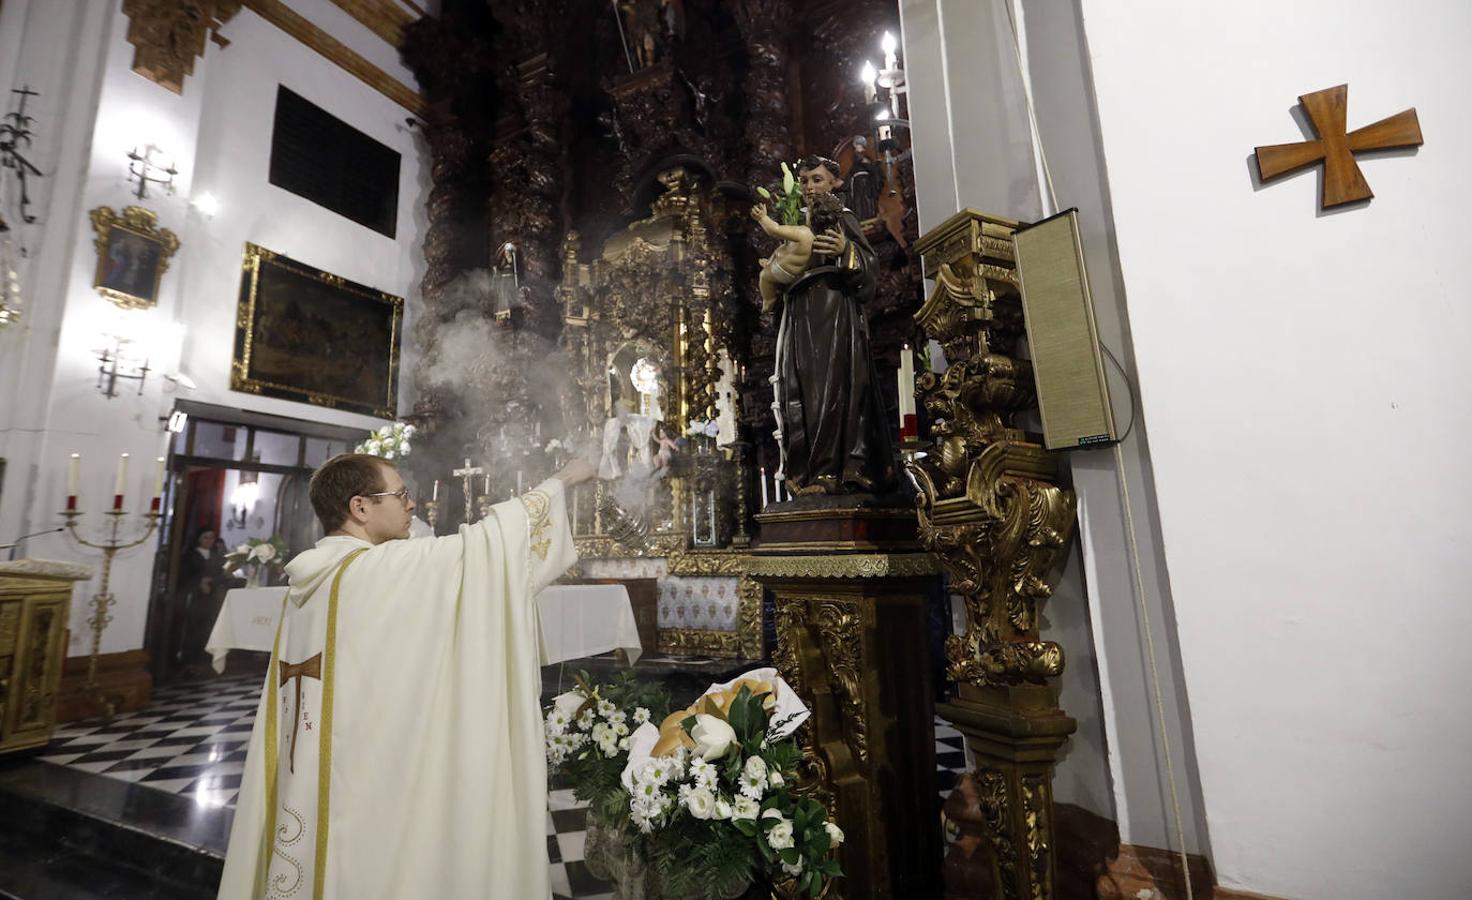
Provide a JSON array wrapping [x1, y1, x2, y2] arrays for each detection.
[[1254, 84, 1423, 209]]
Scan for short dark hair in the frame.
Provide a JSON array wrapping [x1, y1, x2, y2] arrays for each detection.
[[309, 453, 391, 533], [807, 191, 845, 234], [795, 155, 842, 180]]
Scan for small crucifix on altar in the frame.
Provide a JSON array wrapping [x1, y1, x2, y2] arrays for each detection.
[[453, 458, 484, 524]]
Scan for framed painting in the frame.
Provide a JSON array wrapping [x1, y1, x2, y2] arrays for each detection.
[[89, 205, 180, 310], [231, 243, 402, 418]]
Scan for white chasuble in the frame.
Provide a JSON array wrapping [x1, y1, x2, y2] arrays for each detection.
[[219, 478, 577, 900]]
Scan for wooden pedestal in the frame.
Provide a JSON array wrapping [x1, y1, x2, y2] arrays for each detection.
[[752, 503, 943, 899], [0, 560, 92, 755]]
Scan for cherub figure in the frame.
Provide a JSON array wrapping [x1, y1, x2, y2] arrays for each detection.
[[751, 190, 845, 313]]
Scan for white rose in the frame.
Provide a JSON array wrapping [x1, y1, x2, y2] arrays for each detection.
[[551, 691, 586, 722], [781, 859, 803, 877], [683, 787, 717, 820], [689, 714, 737, 761], [766, 818, 795, 851], [761, 807, 783, 822], [733, 796, 760, 821], [252, 543, 277, 563], [768, 770, 784, 788], [743, 755, 768, 782], [713, 798, 733, 820], [824, 821, 844, 846]]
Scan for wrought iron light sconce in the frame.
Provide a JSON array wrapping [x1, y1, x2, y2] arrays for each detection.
[[96, 337, 150, 398], [126, 144, 177, 199], [0, 85, 43, 225]]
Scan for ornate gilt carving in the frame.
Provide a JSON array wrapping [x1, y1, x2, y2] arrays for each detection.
[[977, 768, 1021, 900], [812, 600, 867, 763], [744, 553, 937, 581], [655, 628, 740, 657], [909, 211, 1076, 689], [121, 0, 240, 95]]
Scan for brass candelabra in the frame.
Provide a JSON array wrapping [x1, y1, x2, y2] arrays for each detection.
[[61, 506, 161, 717]]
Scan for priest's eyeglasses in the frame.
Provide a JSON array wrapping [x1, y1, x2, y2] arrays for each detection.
[[363, 488, 411, 504]]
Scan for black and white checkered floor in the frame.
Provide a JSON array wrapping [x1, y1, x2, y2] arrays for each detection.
[[39, 676, 970, 899]]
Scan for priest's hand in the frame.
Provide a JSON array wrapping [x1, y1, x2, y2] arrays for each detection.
[[553, 458, 597, 487], [812, 227, 847, 257]]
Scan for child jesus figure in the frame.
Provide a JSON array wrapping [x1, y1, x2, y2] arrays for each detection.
[[751, 190, 846, 312]]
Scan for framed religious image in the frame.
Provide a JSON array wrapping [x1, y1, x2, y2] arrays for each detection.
[[231, 243, 402, 418], [89, 205, 180, 310]]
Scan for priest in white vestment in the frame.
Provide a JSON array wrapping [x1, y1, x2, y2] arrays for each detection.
[[219, 452, 594, 900]]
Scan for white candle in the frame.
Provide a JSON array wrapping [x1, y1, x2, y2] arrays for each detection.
[[759, 467, 769, 506], [432, 479, 440, 502], [151, 456, 165, 512], [66, 453, 80, 509], [861, 61, 877, 104], [899, 345, 917, 439], [882, 31, 898, 72], [113, 453, 129, 509]]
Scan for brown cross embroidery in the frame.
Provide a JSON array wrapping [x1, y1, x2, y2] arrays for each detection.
[[279, 653, 322, 774], [1255, 84, 1422, 209]]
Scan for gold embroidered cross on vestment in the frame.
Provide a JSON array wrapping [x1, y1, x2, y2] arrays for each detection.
[[279, 652, 322, 774]]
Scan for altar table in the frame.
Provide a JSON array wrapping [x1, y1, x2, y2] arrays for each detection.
[[206, 583, 642, 673]]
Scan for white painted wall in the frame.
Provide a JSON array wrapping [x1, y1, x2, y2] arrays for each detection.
[[1073, 2, 1472, 897], [0, 2, 426, 659]]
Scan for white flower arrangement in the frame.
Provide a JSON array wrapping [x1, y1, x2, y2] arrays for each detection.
[[356, 421, 416, 460], [611, 669, 841, 897], [685, 418, 720, 439]]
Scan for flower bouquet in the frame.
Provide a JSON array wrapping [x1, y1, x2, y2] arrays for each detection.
[[614, 668, 843, 899], [756, 162, 804, 227], [545, 671, 672, 828], [224, 535, 287, 587], [355, 421, 415, 460]]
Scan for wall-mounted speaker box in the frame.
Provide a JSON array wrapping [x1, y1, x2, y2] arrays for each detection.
[[1012, 208, 1118, 450]]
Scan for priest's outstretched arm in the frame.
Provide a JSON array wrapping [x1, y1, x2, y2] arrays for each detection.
[[369, 458, 594, 598]]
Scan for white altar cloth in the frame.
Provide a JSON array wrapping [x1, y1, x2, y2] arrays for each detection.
[[206, 582, 642, 673]]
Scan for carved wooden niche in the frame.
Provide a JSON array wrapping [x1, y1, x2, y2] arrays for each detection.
[[121, 0, 240, 95]]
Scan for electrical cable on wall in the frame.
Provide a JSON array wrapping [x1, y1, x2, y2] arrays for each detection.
[[1002, 2, 1195, 896]]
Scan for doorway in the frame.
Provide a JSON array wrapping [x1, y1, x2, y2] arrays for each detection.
[[147, 400, 363, 685]]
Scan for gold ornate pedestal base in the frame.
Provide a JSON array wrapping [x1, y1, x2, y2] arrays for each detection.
[[750, 510, 944, 900], [938, 684, 1076, 900]]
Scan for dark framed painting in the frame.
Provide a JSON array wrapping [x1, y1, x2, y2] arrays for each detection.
[[231, 243, 402, 418], [89, 205, 180, 310]]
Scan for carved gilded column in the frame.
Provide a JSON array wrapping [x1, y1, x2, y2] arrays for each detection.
[[908, 210, 1079, 900]]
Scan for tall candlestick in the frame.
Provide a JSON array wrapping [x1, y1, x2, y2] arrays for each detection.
[[151, 457, 165, 512], [113, 453, 129, 510], [899, 345, 918, 440], [67, 453, 80, 510]]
